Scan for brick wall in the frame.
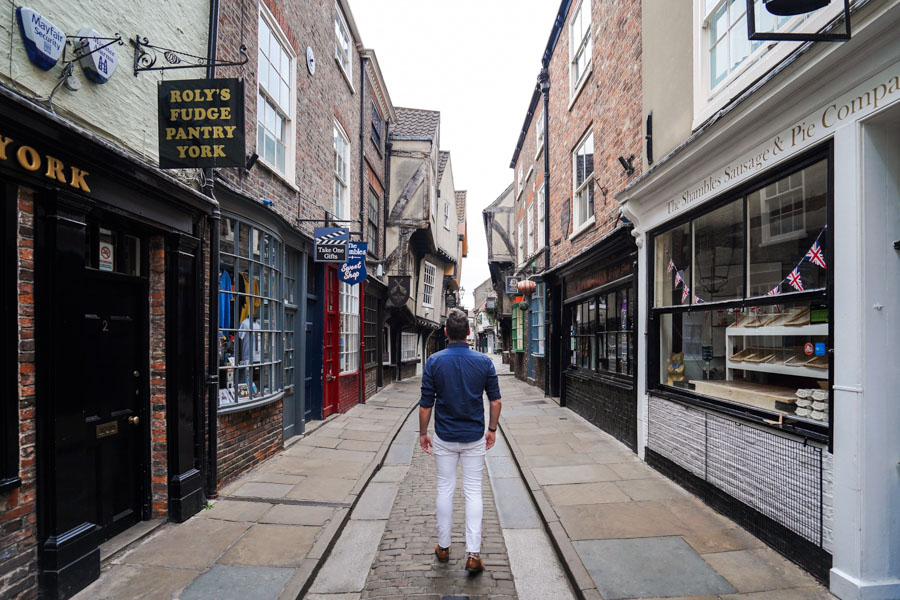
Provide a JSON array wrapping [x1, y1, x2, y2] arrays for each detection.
[[217, 401, 283, 486], [544, 0, 643, 264], [364, 365, 377, 400], [148, 236, 168, 516], [509, 352, 526, 381], [564, 372, 636, 450], [647, 396, 833, 551], [399, 361, 417, 380], [0, 189, 38, 599], [338, 373, 360, 413]]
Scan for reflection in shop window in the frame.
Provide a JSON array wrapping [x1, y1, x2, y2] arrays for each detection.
[[652, 158, 830, 425], [569, 286, 633, 376], [217, 216, 284, 407]]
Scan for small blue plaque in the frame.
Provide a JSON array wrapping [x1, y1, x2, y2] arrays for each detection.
[[815, 342, 826, 356]]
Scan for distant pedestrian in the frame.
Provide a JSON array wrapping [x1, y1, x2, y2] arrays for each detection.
[[418, 308, 502, 575]]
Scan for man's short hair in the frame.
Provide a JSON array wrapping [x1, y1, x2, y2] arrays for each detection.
[[445, 308, 469, 340]]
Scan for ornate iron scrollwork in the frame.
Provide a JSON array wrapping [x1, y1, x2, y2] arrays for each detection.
[[131, 36, 249, 76]]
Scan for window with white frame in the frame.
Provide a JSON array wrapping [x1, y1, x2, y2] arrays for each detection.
[[517, 218, 525, 265], [401, 331, 418, 362], [443, 200, 451, 230], [333, 122, 350, 220], [537, 185, 546, 248], [257, 9, 293, 177], [517, 166, 523, 196], [339, 282, 359, 373], [423, 262, 436, 307], [705, 0, 810, 94], [526, 201, 534, 257], [535, 108, 545, 155], [382, 325, 392, 364], [569, 0, 592, 97], [573, 131, 594, 230], [334, 4, 352, 81], [531, 283, 545, 356]]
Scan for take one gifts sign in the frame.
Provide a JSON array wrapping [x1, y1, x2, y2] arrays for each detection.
[[338, 242, 367, 285]]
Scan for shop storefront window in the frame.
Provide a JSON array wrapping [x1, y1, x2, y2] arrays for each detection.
[[531, 283, 545, 356], [570, 286, 633, 375], [513, 306, 525, 352], [652, 158, 830, 425], [218, 217, 284, 407], [340, 282, 359, 373], [364, 295, 377, 366]]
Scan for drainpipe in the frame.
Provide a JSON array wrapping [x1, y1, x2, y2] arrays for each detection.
[[204, 0, 221, 499], [358, 53, 367, 406], [539, 68, 551, 398]]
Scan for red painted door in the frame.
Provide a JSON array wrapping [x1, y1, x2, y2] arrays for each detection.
[[322, 265, 340, 417]]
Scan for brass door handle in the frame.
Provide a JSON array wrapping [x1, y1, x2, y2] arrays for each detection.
[[128, 416, 140, 425]]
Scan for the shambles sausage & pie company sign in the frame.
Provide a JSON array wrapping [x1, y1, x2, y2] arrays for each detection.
[[158, 78, 245, 169]]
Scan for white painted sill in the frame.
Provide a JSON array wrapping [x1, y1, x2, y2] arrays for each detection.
[[257, 156, 299, 192], [335, 56, 356, 94], [568, 65, 593, 112], [568, 215, 596, 241]]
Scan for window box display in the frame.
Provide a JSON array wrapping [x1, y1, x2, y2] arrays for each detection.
[[651, 154, 831, 432]]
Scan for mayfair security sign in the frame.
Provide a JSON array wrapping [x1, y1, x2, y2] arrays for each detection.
[[15, 7, 65, 71], [158, 78, 245, 169]]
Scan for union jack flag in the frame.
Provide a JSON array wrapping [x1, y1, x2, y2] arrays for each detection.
[[681, 285, 690, 304], [805, 241, 826, 269], [787, 268, 804, 292], [674, 270, 684, 288], [694, 295, 705, 304], [667, 259, 676, 273], [766, 284, 780, 296]]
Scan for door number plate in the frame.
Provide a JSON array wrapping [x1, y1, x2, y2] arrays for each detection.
[[96, 421, 118, 439]]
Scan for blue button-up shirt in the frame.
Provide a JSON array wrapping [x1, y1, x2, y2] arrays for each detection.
[[419, 342, 501, 443]]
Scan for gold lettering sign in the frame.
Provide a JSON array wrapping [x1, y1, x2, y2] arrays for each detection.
[[0, 134, 91, 192]]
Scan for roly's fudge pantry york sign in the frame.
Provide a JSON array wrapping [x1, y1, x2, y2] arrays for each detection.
[[158, 78, 245, 169]]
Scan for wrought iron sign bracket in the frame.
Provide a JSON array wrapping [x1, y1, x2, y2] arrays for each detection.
[[131, 36, 249, 76], [68, 33, 124, 60], [746, 0, 851, 42]]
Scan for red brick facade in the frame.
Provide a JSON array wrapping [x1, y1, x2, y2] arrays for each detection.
[[217, 403, 283, 485], [0, 190, 38, 599], [149, 236, 168, 516]]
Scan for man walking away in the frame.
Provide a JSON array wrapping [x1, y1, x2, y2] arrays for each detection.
[[418, 308, 502, 575]]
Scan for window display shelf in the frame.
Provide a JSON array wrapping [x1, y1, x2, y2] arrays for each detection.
[[726, 359, 827, 379], [725, 324, 828, 337]]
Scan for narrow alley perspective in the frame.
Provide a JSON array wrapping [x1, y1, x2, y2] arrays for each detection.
[[73, 358, 833, 600]]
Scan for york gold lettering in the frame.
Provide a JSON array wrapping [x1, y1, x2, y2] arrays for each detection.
[[69, 167, 90, 192], [0, 136, 13, 160], [44, 155, 66, 183], [213, 145, 225, 157], [200, 146, 212, 158], [16, 146, 41, 171]]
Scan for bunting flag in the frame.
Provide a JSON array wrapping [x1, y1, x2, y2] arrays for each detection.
[[787, 267, 804, 292], [667, 259, 676, 273], [681, 285, 690, 304], [766, 284, 781, 296], [805, 241, 826, 269], [694, 295, 705, 304], [674, 270, 683, 288]]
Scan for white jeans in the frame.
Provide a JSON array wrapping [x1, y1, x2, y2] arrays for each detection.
[[433, 434, 486, 553]]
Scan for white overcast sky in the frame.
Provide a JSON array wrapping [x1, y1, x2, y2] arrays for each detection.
[[349, 0, 560, 308]]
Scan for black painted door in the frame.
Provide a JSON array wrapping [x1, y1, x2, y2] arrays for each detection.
[[82, 271, 145, 543]]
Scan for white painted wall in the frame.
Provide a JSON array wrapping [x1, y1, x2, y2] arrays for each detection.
[[0, 0, 210, 162]]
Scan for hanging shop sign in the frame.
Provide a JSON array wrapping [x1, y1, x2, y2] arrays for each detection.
[[76, 28, 118, 83], [486, 296, 496, 309], [314, 227, 348, 262], [505, 276, 521, 295], [387, 276, 411, 308], [446, 291, 458, 308], [338, 241, 367, 284], [157, 78, 245, 169], [16, 7, 65, 71]]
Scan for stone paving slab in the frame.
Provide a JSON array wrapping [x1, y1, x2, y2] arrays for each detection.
[[503, 529, 574, 600], [181, 565, 294, 600], [352, 483, 400, 520], [309, 520, 388, 594], [573, 536, 736, 600], [491, 477, 541, 529]]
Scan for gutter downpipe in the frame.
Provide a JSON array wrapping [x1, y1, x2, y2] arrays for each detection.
[[205, 0, 221, 499], [539, 67, 551, 398], [358, 53, 367, 406]]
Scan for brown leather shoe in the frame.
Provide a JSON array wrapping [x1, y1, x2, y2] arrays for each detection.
[[465, 553, 484, 575], [435, 544, 450, 562]]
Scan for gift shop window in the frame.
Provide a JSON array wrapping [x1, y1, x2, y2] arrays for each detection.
[[218, 217, 284, 409], [651, 156, 831, 432], [569, 286, 633, 376], [340, 282, 360, 373]]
